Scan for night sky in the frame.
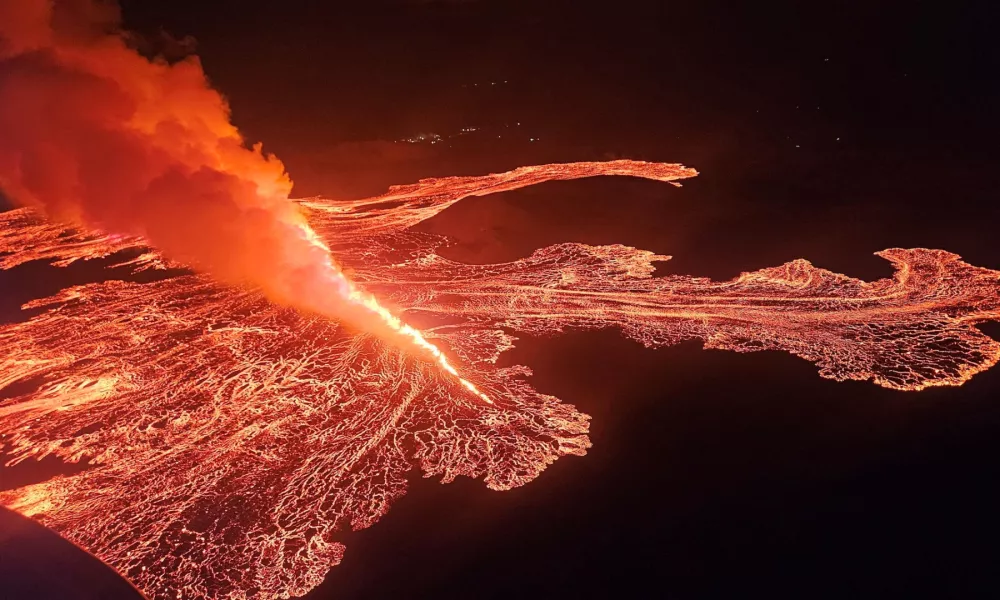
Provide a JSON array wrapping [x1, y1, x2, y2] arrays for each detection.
[[3, 1, 1000, 598]]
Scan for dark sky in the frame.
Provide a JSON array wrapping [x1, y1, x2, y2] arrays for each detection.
[[118, 0, 998, 191], [5, 1, 1000, 598], [115, 0, 1000, 279], [118, 0, 996, 143]]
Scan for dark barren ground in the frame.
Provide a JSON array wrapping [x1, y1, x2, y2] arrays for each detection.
[[2, 1, 999, 598]]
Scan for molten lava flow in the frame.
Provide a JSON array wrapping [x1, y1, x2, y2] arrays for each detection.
[[336, 263, 492, 403], [0, 160, 998, 600]]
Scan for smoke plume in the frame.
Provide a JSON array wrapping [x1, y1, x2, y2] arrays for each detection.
[[0, 0, 357, 316], [0, 0, 493, 400]]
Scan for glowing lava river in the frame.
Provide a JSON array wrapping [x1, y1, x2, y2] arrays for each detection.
[[2, 160, 999, 599]]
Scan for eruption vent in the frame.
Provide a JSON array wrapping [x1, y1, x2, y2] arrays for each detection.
[[0, 0, 488, 401]]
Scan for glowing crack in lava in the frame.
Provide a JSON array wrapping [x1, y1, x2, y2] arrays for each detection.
[[1, 160, 1000, 599], [300, 242, 493, 404]]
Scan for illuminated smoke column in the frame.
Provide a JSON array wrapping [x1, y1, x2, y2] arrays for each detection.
[[0, 0, 488, 400], [1, 160, 999, 599]]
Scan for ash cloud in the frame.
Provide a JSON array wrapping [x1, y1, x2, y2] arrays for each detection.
[[0, 0, 338, 310]]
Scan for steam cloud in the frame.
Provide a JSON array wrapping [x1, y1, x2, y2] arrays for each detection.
[[0, 0, 353, 316]]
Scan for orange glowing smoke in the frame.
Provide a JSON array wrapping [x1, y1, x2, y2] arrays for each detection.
[[1, 160, 999, 599], [0, 0, 489, 402]]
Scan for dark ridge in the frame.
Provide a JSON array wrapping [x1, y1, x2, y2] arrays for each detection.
[[0, 250, 191, 325], [0, 447, 95, 493], [978, 321, 1000, 341], [0, 374, 50, 402]]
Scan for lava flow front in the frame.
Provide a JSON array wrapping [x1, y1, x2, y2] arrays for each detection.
[[2, 160, 1000, 599]]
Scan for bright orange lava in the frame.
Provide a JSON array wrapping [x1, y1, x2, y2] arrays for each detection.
[[311, 228, 493, 404], [1, 160, 999, 599]]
